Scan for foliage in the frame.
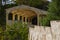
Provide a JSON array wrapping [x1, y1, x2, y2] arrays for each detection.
[[40, 0, 60, 26], [0, 26, 4, 40], [15, 0, 47, 7], [40, 14, 51, 26], [28, 0, 43, 7], [0, 6, 6, 27], [3, 4, 18, 9], [3, 22, 29, 40], [0, 3, 17, 27]]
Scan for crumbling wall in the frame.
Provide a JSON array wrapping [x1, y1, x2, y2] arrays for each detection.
[[29, 21, 60, 40]]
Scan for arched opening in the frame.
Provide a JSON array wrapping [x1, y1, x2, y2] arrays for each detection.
[[27, 18, 28, 22], [15, 14, 18, 20], [20, 16, 22, 22], [8, 9, 39, 25], [8, 13, 13, 20], [32, 16, 37, 25], [24, 17, 25, 22]]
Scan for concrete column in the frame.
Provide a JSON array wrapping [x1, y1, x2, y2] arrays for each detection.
[[28, 18, 29, 22], [13, 14, 15, 21], [18, 15, 20, 21], [25, 17, 27, 24], [6, 13, 8, 25], [37, 14, 39, 26], [28, 18, 31, 24], [22, 16, 24, 27], [30, 18, 32, 24], [12, 14, 15, 24], [22, 16, 23, 23]]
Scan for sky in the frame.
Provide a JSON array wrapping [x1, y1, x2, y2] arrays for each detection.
[[9, 0, 51, 1], [48, 0, 51, 1], [2, 0, 51, 5]]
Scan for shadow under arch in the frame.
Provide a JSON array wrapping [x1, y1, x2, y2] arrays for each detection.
[[8, 13, 13, 20]]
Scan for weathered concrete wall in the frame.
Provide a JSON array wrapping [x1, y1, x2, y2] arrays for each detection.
[[29, 21, 60, 40]]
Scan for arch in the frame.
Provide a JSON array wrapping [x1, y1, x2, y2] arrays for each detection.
[[6, 5, 41, 16], [23, 17, 25, 22], [20, 16, 22, 22], [6, 5, 47, 25], [8, 13, 13, 20], [15, 14, 18, 20]]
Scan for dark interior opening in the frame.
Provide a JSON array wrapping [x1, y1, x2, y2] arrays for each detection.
[[15, 15, 18, 20], [8, 13, 12, 20], [32, 16, 37, 25], [24, 17, 25, 22], [20, 16, 22, 21]]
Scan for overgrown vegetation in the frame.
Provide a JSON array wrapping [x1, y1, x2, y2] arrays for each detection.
[[0, 6, 6, 29], [0, 22, 29, 40], [40, 0, 60, 26], [0, 3, 18, 29], [16, 0, 48, 10], [3, 4, 18, 9]]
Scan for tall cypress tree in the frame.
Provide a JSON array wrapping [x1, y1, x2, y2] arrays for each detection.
[[48, 0, 60, 19], [40, 0, 60, 26], [0, 0, 6, 30], [15, 0, 47, 7]]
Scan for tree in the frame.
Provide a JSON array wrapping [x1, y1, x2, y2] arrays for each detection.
[[28, 0, 43, 7], [0, 0, 2, 11], [40, 0, 60, 26], [48, 0, 60, 19], [15, 0, 47, 7], [0, 0, 6, 29]]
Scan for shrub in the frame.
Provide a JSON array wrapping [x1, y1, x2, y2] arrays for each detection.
[[40, 0, 60, 26], [0, 27, 4, 40], [4, 22, 29, 40]]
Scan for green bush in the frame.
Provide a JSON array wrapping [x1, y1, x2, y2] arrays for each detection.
[[4, 22, 29, 40], [40, 0, 60, 26], [39, 14, 51, 26], [0, 27, 4, 40]]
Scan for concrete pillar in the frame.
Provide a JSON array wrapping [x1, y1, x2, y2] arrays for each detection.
[[22, 16, 25, 27], [22, 16, 23, 23], [18, 15, 20, 21], [6, 13, 8, 25], [30, 17, 32, 24], [28, 18, 31, 24], [13, 14, 15, 21], [37, 14, 39, 26], [25, 17, 27, 24], [28, 18, 30, 22], [12, 14, 15, 24]]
